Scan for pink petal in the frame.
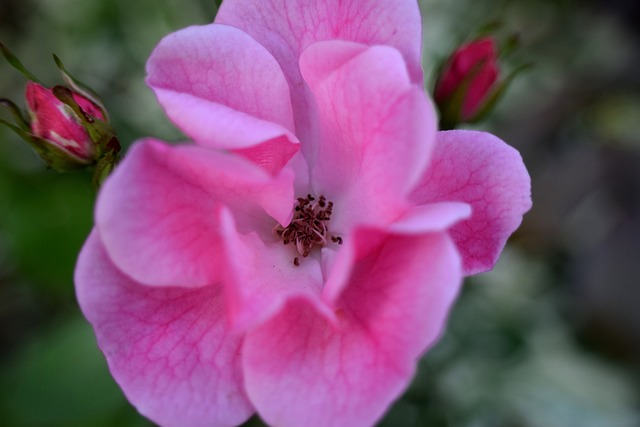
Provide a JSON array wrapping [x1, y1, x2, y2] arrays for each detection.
[[233, 134, 300, 176], [72, 91, 106, 121], [216, 0, 423, 84], [243, 230, 462, 427], [146, 24, 298, 160], [300, 41, 437, 231], [216, 0, 423, 148], [218, 208, 334, 333], [323, 202, 471, 304], [75, 232, 254, 427], [96, 138, 294, 288], [410, 130, 532, 275]]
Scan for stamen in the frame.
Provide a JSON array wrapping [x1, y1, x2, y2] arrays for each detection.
[[274, 194, 343, 265]]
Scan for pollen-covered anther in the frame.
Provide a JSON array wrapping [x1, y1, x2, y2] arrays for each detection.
[[274, 194, 342, 265]]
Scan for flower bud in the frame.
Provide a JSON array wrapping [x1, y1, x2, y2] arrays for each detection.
[[1, 44, 120, 184], [25, 81, 104, 164], [434, 37, 499, 128]]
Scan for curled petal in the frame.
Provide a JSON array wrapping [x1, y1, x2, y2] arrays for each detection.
[[300, 41, 437, 231], [75, 232, 254, 427], [146, 24, 298, 171], [410, 130, 532, 275], [96, 139, 294, 288], [233, 134, 300, 176], [243, 230, 461, 427]]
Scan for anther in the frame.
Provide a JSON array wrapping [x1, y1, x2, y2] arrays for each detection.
[[274, 194, 339, 264]]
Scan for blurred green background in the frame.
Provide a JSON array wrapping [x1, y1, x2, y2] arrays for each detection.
[[0, 0, 639, 426]]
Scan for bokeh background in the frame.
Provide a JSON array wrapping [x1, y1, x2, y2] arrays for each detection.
[[1, 0, 639, 426]]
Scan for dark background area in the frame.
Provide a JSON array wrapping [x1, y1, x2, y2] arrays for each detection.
[[0, 0, 639, 425]]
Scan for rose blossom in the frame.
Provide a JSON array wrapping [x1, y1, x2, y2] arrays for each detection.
[[75, 1, 531, 427]]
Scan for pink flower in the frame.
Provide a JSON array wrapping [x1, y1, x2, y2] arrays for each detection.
[[75, 1, 531, 427], [434, 37, 500, 123], [26, 81, 105, 162]]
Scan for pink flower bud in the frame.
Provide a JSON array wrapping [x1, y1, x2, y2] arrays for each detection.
[[25, 81, 105, 162], [435, 37, 499, 123]]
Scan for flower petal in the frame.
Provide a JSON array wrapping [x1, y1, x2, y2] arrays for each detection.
[[75, 231, 254, 427], [216, 0, 423, 150], [146, 23, 298, 165], [410, 130, 532, 275], [216, 0, 423, 85], [96, 138, 294, 288], [300, 41, 437, 230], [233, 134, 300, 176], [243, 230, 461, 427], [218, 207, 334, 333], [323, 201, 471, 304]]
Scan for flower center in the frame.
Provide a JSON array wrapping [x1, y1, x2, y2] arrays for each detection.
[[274, 194, 342, 265]]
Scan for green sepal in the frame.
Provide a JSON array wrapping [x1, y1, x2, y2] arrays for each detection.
[[51, 85, 120, 185], [500, 33, 521, 58], [467, 62, 533, 124], [51, 85, 117, 154], [92, 144, 120, 189], [475, 21, 503, 39], [0, 43, 41, 83], [437, 59, 488, 130], [0, 118, 92, 171], [0, 98, 30, 131], [53, 54, 109, 121]]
